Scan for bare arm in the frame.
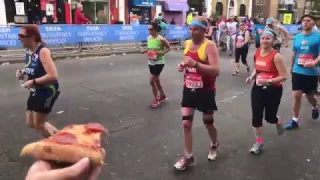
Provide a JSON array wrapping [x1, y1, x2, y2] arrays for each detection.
[[290, 50, 296, 73], [243, 31, 250, 44], [160, 37, 171, 54], [249, 68, 257, 79], [206, 27, 213, 37], [271, 53, 287, 83], [194, 41, 219, 76], [279, 26, 290, 44], [35, 48, 58, 84]]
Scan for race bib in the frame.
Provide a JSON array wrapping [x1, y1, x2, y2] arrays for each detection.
[[298, 54, 313, 65], [147, 50, 158, 61], [185, 74, 203, 89], [256, 74, 273, 86]]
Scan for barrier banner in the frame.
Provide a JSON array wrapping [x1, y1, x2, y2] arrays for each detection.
[[0, 24, 304, 48]]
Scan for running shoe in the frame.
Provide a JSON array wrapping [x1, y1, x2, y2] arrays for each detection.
[[208, 141, 219, 161], [249, 142, 263, 154], [151, 99, 160, 108], [157, 95, 167, 103], [312, 107, 319, 120], [174, 155, 194, 171], [284, 120, 299, 130]]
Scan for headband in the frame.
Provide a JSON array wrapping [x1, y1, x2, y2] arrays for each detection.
[[261, 30, 274, 37], [190, 20, 207, 29]]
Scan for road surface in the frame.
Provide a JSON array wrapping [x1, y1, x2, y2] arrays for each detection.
[[0, 48, 319, 180]]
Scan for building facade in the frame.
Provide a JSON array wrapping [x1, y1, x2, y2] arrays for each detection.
[[211, 0, 252, 18]]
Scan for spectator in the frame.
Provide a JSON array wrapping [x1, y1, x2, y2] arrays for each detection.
[[170, 18, 176, 25], [74, 3, 91, 25], [154, 17, 168, 37]]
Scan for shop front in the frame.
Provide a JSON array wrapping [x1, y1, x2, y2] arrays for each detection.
[[163, 0, 188, 25], [129, 0, 156, 25]]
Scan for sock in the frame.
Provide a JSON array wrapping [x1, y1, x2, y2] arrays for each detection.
[[256, 137, 263, 144], [292, 117, 298, 122], [185, 153, 193, 158], [276, 116, 281, 125]]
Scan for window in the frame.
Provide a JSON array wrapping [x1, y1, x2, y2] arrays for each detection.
[[229, 0, 234, 8], [216, 2, 223, 16], [239, 4, 246, 17], [256, 0, 264, 5]]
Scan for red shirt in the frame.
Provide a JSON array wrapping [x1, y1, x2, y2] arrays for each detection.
[[183, 40, 216, 91], [74, 9, 90, 24], [254, 49, 281, 86]]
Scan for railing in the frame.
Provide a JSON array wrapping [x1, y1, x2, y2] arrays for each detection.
[[0, 24, 303, 63]]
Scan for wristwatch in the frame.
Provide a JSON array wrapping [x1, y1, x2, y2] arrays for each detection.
[[193, 61, 199, 68], [267, 79, 273, 86], [33, 79, 37, 85]]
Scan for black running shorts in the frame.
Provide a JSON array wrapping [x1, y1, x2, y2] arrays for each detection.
[[181, 87, 218, 114], [27, 90, 60, 114], [292, 72, 318, 94], [149, 64, 164, 76]]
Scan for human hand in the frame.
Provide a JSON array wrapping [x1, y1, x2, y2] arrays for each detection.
[[23, 80, 34, 89], [245, 76, 254, 84], [26, 150, 105, 180], [16, 70, 24, 80], [304, 61, 317, 68], [182, 56, 196, 68], [178, 63, 185, 72]]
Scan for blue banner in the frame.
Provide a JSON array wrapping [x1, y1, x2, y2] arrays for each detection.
[[0, 24, 303, 48]]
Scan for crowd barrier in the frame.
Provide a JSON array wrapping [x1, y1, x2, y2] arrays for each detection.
[[0, 24, 302, 49]]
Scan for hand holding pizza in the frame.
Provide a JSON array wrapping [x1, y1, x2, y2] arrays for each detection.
[[26, 150, 105, 180]]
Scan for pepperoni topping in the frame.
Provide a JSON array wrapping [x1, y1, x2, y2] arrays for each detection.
[[51, 132, 78, 145], [85, 123, 106, 133]]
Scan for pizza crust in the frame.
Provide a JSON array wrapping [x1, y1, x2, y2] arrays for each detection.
[[20, 141, 104, 166]]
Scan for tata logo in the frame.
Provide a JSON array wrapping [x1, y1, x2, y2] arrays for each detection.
[[301, 46, 309, 50], [301, 40, 308, 45], [0, 28, 10, 33], [45, 26, 62, 31], [122, 26, 133, 30], [86, 26, 99, 31], [174, 26, 183, 30]]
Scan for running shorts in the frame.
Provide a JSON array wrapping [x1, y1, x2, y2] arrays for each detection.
[[292, 72, 318, 94], [149, 64, 164, 76], [27, 90, 60, 114], [251, 84, 283, 128], [181, 87, 218, 114]]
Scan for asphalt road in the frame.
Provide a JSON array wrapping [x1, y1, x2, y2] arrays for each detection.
[[0, 48, 320, 180]]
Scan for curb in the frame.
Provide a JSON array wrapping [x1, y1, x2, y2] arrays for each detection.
[[0, 47, 184, 65]]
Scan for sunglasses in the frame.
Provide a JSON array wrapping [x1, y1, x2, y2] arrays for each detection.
[[148, 28, 154, 31], [18, 34, 29, 38]]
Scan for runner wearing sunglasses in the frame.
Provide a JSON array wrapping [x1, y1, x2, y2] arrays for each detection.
[[16, 25, 59, 137]]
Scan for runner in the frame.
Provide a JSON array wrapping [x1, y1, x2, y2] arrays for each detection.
[[143, 22, 171, 108], [265, 18, 290, 52], [246, 30, 287, 154], [174, 16, 220, 171], [253, 18, 265, 49], [15, 25, 59, 137], [226, 16, 238, 56], [233, 21, 250, 76], [285, 14, 320, 130]]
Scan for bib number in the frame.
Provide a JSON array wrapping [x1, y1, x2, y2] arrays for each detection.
[[147, 50, 158, 61], [185, 74, 203, 89], [298, 54, 313, 65], [256, 74, 273, 86]]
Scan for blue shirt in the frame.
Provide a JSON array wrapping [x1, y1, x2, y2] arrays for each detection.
[[292, 32, 320, 76], [25, 44, 59, 94], [254, 24, 265, 43]]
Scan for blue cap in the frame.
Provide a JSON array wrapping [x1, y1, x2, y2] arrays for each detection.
[[266, 18, 274, 25]]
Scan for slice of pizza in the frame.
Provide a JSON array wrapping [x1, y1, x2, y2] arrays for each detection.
[[20, 123, 107, 166]]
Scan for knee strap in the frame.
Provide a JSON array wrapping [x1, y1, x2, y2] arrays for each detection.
[[203, 118, 214, 125], [182, 116, 193, 122]]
